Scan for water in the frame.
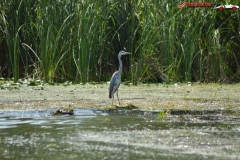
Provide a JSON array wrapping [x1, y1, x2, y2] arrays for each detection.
[[0, 108, 240, 160]]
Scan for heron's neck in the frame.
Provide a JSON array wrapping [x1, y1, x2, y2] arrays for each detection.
[[118, 55, 123, 73]]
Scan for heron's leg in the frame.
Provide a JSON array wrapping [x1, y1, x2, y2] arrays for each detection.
[[116, 89, 120, 106], [111, 95, 114, 106]]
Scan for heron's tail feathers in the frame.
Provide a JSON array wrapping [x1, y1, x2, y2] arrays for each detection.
[[109, 92, 113, 99]]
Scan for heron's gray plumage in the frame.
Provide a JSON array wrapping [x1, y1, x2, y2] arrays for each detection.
[[109, 71, 120, 98], [109, 50, 131, 106]]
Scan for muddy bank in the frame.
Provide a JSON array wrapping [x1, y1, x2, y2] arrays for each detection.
[[0, 82, 240, 111]]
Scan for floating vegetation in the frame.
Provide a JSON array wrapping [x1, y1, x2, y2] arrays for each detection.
[[100, 103, 138, 110], [0, 83, 20, 90]]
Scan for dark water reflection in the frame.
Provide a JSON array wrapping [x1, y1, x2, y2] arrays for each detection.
[[0, 109, 240, 160]]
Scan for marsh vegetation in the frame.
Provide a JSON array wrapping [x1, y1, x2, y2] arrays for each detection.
[[0, 0, 240, 84]]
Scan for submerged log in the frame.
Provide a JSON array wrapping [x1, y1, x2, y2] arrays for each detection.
[[51, 105, 74, 116]]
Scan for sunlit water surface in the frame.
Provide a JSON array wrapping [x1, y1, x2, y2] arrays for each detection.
[[0, 109, 240, 160]]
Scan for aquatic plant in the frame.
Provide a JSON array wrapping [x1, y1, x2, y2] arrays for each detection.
[[157, 110, 169, 120], [0, 0, 239, 83]]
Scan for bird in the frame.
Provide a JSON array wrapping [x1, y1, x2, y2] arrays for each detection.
[[109, 50, 131, 106]]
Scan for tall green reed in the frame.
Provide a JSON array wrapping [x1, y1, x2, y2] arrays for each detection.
[[1, 0, 25, 82], [1, 0, 239, 83], [35, 0, 75, 83]]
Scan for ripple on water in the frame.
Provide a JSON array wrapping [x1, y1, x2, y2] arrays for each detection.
[[0, 108, 239, 159]]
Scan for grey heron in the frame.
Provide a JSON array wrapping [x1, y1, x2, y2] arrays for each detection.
[[109, 50, 131, 106]]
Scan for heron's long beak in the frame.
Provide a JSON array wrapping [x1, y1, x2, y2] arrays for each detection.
[[124, 52, 131, 55], [119, 51, 131, 56]]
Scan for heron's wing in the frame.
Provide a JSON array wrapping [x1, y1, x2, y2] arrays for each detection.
[[109, 73, 117, 98], [109, 71, 120, 98]]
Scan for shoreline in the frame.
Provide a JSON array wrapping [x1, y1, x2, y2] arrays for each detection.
[[0, 83, 240, 111]]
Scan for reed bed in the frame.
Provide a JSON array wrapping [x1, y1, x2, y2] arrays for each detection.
[[0, 0, 239, 83]]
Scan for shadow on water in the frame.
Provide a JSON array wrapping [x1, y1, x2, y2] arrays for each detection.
[[0, 108, 240, 160]]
